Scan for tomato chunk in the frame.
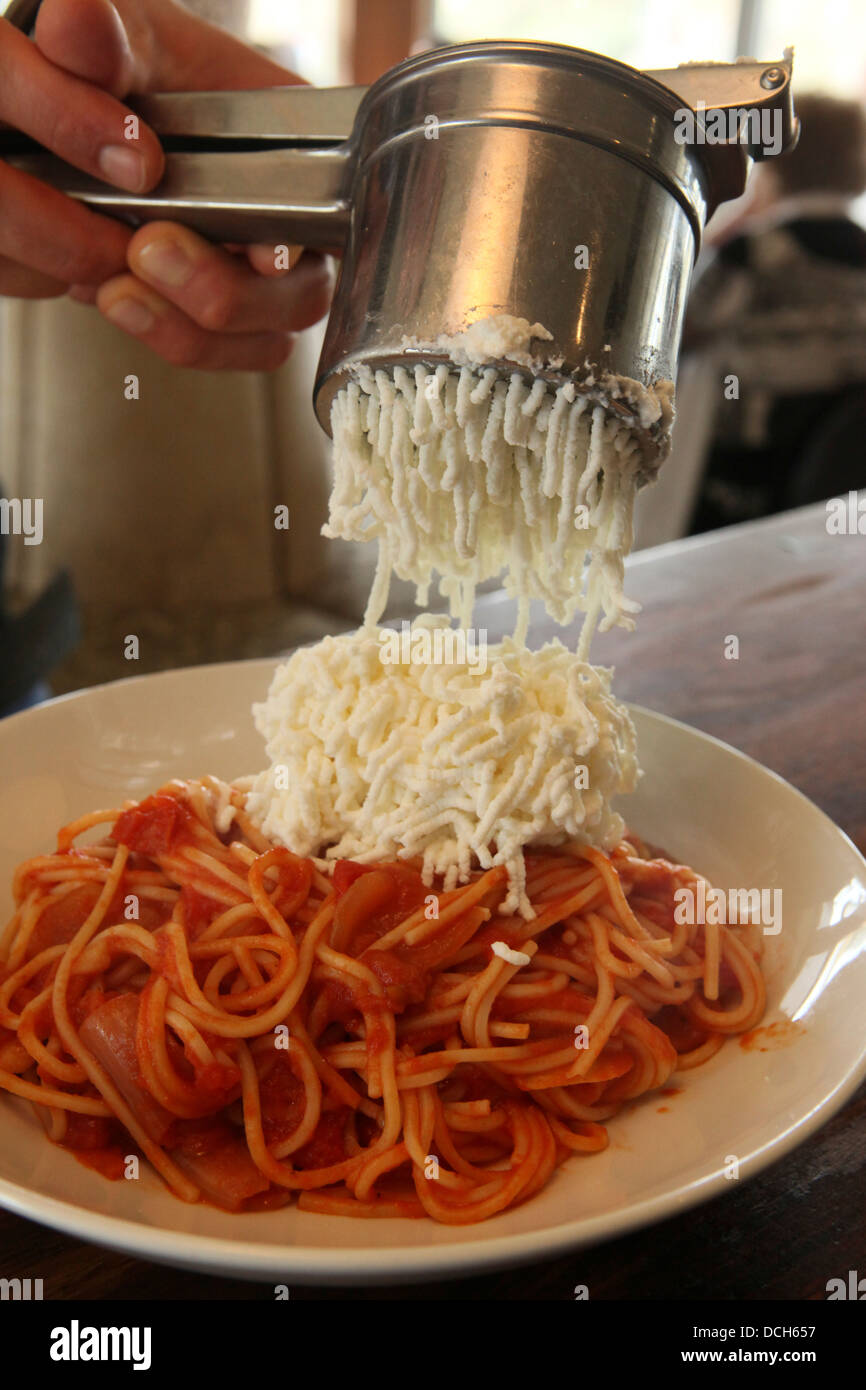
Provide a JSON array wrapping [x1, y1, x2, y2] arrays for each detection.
[[113, 794, 194, 858], [292, 1108, 351, 1170]]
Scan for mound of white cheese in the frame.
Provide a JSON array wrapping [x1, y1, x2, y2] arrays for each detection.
[[246, 618, 639, 918]]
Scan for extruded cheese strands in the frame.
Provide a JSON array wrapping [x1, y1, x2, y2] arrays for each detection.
[[246, 618, 639, 918], [325, 357, 668, 657]]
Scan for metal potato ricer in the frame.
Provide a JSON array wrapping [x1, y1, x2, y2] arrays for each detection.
[[1, 10, 797, 457]]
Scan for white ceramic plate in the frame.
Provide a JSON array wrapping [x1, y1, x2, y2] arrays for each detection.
[[1, 659, 865, 1285]]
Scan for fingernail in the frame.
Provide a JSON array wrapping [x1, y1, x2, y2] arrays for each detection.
[[137, 238, 194, 288], [105, 298, 155, 334], [98, 144, 148, 192]]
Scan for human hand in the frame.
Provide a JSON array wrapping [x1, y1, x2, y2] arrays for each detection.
[[1, 0, 333, 369]]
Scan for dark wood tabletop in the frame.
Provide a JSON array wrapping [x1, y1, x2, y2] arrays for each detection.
[[2, 499, 864, 1300]]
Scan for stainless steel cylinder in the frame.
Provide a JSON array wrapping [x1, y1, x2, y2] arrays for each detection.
[[314, 42, 735, 437], [0, 21, 794, 451]]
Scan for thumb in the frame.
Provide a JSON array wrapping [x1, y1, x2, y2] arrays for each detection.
[[118, 0, 305, 95], [33, 0, 302, 98], [33, 0, 140, 97]]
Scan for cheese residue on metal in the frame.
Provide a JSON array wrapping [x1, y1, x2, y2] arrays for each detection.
[[324, 351, 670, 657], [245, 617, 639, 918], [402, 313, 556, 368]]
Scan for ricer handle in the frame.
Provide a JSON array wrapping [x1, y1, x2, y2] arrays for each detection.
[[0, 76, 363, 244], [0, 0, 797, 242]]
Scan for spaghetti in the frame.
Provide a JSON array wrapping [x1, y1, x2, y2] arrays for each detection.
[[0, 777, 765, 1223]]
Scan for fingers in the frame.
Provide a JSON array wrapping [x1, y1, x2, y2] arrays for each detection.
[[137, 0, 303, 93], [34, 0, 138, 97], [96, 273, 296, 372], [0, 16, 163, 192], [223, 243, 305, 276], [93, 223, 331, 370], [0, 252, 67, 298], [0, 161, 131, 283], [245, 244, 305, 277], [68, 283, 99, 303], [126, 223, 334, 334]]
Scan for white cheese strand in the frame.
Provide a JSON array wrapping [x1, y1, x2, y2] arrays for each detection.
[[245, 618, 639, 918], [324, 364, 646, 657], [491, 941, 532, 967]]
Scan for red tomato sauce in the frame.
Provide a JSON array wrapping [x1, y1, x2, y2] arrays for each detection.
[[739, 1019, 806, 1052], [113, 794, 196, 857], [61, 1115, 131, 1182], [654, 1005, 708, 1054]]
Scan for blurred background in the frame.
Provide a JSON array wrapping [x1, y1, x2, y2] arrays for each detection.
[[1, 0, 864, 714]]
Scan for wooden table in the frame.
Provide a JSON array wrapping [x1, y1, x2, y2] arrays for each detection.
[[1, 500, 864, 1300]]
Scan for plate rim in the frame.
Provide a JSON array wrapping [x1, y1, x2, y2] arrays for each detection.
[[1, 659, 865, 1283]]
